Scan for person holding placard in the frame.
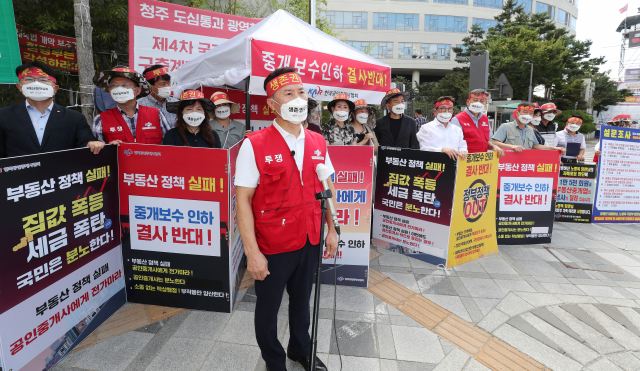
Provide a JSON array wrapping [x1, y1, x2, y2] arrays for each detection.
[[450, 89, 504, 157], [535, 102, 562, 145], [375, 88, 419, 149], [554, 115, 586, 162], [417, 96, 467, 160], [162, 90, 221, 148]]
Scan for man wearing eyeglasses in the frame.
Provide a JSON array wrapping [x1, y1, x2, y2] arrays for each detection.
[[0, 61, 104, 158], [416, 96, 467, 160], [92, 66, 172, 145]]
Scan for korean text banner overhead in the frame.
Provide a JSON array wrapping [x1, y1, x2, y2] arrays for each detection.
[[250, 39, 391, 102], [17, 25, 77, 72], [496, 150, 560, 244], [593, 126, 640, 222], [128, 0, 261, 72], [0, 147, 125, 371], [0, 0, 22, 83]]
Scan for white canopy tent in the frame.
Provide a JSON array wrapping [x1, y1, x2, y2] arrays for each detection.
[[174, 9, 391, 103]]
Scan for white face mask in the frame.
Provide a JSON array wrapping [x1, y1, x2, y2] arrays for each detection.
[[392, 103, 405, 115], [333, 110, 350, 122], [273, 97, 308, 124], [110, 87, 135, 104], [531, 117, 542, 125], [518, 114, 533, 124], [215, 106, 231, 119], [567, 124, 581, 132], [22, 82, 55, 101], [437, 112, 453, 123], [356, 113, 369, 124], [469, 102, 485, 114], [183, 112, 205, 127], [543, 113, 555, 121], [155, 86, 172, 99]]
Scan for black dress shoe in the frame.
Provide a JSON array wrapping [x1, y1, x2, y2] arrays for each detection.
[[266, 366, 287, 371], [287, 352, 328, 371]]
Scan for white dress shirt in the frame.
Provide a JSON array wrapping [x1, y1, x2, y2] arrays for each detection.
[[26, 100, 54, 145], [234, 120, 335, 188], [417, 118, 468, 153]]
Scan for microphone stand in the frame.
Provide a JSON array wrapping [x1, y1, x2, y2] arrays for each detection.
[[309, 189, 334, 371]]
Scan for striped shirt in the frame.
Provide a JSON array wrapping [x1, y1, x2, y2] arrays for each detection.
[[137, 94, 178, 126]]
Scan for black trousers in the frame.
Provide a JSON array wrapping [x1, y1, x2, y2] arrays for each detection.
[[254, 238, 319, 371]]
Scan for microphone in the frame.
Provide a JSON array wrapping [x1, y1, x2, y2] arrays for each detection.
[[316, 163, 341, 235], [291, 150, 295, 156]]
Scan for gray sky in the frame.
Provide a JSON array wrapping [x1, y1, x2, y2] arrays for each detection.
[[577, 0, 640, 80]]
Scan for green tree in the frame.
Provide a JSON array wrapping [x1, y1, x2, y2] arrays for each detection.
[[553, 78, 587, 112], [431, 72, 470, 106], [555, 110, 595, 134], [591, 72, 630, 116]]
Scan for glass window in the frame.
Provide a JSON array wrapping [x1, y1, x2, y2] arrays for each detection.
[[346, 41, 394, 59], [570, 16, 577, 30], [473, 0, 502, 8], [513, 0, 532, 13], [398, 43, 451, 60], [392, 0, 427, 1], [565, 0, 578, 7], [374, 13, 419, 30], [434, 0, 469, 4], [325, 11, 368, 28], [557, 9, 570, 25], [472, 18, 499, 31], [535, 2, 555, 19], [425, 15, 468, 32]]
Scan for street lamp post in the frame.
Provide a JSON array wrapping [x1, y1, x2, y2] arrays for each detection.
[[524, 61, 533, 103]]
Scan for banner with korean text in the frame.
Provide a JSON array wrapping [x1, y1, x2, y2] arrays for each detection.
[[0, 147, 125, 371], [447, 152, 499, 268], [320, 146, 373, 287], [555, 163, 596, 223], [17, 25, 77, 72], [118, 143, 242, 313], [593, 126, 640, 222], [128, 0, 261, 72], [496, 150, 561, 244], [372, 148, 457, 267], [250, 39, 391, 102]]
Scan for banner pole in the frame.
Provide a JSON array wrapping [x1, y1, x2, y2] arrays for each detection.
[[309, 196, 328, 370]]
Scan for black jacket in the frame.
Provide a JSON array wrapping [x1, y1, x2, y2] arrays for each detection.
[[375, 114, 419, 149], [162, 127, 221, 148], [0, 101, 97, 158]]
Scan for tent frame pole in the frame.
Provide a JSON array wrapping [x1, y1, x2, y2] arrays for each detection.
[[245, 78, 251, 131]]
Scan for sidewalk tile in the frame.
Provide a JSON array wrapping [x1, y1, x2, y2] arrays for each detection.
[[434, 315, 491, 356], [145, 337, 214, 371], [200, 343, 260, 371], [392, 325, 445, 363], [581, 304, 640, 350], [456, 271, 491, 279], [397, 360, 436, 371], [328, 355, 381, 371], [335, 310, 376, 323], [384, 272, 420, 293], [452, 260, 486, 273], [521, 260, 564, 277], [423, 294, 472, 322], [515, 292, 562, 307], [173, 311, 231, 341], [390, 315, 423, 327], [74, 331, 154, 371], [488, 273, 524, 281], [540, 282, 586, 295], [587, 358, 625, 371], [473, 298, 501, 316], [607, 351, 640, 370], [577, 285, 625, 299], [380, 359, 399, 371], [219, 311, 286, 346], [499, 246, 541, 261], [459, 278, 505, 299], [477, 310, 509, 332], [554, 294, 597, 304], [336, 285, 375, 313], [478, 259, 518, 275], [330, 320, 378, 357], [460, 297, 484, 323], [432, 348, 469, 371], [379, 253, 412, 267], [448, 277, 471, 297], [380, 266, 414, 274], [494, 279, 537, 294], [502, 258, 532, 276], [439, 337, 455, 355], [493, 324, 583, 371], [495, 293, 534, 317], [376, 323, 397, 359], [534, 276, 571, 284], [506, 316, 565, 354], [462, 358, 491, 371], [419, 276, 457, 296]]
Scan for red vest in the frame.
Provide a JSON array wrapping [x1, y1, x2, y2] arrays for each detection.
[[249, 125, 326, 255], [100, 105, 162, 144], [455, 111, 491, 153]]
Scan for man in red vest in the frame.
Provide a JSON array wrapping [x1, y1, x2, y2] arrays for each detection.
[[92, 66, 172, 145], [450, 89, 504, 157], [235, 67, 338, 371]]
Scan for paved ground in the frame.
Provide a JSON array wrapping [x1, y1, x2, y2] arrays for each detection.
[[54, 140, 640, 371]]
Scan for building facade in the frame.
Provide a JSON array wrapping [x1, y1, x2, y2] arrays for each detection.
[[324, 0, 578, 85]]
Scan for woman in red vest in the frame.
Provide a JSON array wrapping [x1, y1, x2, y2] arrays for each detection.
[[163, 90, 221, 148], [235, 67, 337, 371], [92, 66, 172, 145]]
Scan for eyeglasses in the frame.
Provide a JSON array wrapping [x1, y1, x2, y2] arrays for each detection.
[[21, 77, 55, 85], [436, 107, 454, 113], [109, 83, 136, 89]]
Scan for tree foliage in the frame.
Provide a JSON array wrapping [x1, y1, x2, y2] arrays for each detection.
[[555, 110, 596, 134], [591, 72, 630, 115]]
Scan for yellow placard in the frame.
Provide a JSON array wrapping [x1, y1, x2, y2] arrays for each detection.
[[447, 152, 499, 268]]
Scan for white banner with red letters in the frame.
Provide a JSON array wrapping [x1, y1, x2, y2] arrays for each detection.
[[128, 0, 261, 73]]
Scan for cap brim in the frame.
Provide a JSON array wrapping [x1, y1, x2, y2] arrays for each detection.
[[213, 100, 240, 114], [327, 99, 356, 112], [381, 92, 410, 107], [94, 70, 150, 95]]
